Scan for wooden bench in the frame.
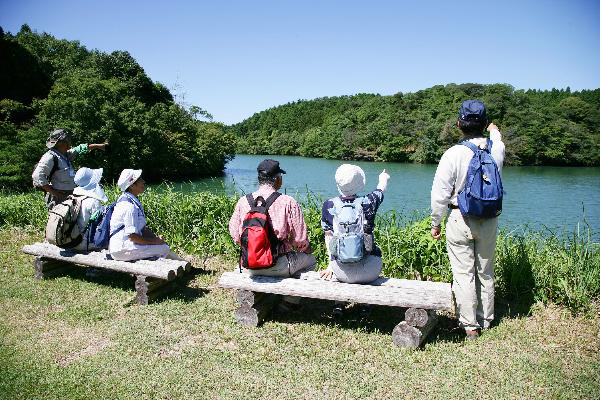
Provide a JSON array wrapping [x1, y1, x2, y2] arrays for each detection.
[[218, 270, 454, 349], [22, 242, 191, 305]]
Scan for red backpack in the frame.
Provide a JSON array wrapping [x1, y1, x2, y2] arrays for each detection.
[[240, 192, 281, 270]]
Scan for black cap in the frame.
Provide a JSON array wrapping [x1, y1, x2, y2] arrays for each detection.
[[458, 100, 487, 122], [257, 159, 286, 177]]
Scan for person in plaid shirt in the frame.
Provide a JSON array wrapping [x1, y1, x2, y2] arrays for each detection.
[[228, 159, 316, 277]]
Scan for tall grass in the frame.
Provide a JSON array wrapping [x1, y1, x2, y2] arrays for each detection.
[[1, 188, 598, 313]]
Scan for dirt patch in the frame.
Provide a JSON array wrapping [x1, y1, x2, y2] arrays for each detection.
[[57, 338, 111, 367]]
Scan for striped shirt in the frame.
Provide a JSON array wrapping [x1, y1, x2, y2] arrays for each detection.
[[228, 186, 311, 254]]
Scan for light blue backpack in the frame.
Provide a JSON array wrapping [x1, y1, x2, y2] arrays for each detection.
[[330, 197, 366, 263]]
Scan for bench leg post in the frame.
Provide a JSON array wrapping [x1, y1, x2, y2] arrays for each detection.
[[234, 290, 280, 327], [134, 275, 173, 305], [392, 309, 438, 349], [34, 256, 72, 280]]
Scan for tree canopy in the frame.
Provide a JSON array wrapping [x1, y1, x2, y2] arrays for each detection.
[[231, 84, 600, 166], [0, 25, 235, 190]]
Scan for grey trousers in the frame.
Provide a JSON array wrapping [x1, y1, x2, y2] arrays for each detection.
[[446, 208, 498, 331], [329, 255, 382, 284], [246, 252, 317, 304], [247, 251, 317, 277]]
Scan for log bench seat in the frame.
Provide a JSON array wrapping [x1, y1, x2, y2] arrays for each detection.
[[22, 242, 191, 305], [218, 270, 454, 349]]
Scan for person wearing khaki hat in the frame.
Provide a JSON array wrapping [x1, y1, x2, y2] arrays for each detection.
[[108, 169, 183, 261], [32, 128, 108, 209], [71, 167, 108, 251], [319, 164, 390, 317]]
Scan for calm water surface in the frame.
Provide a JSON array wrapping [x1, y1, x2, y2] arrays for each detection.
[[170, 154, 600, 235]]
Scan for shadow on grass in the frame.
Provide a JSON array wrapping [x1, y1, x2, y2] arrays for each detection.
[[41, 263, 212, 304], [264, 281, 537, 348]]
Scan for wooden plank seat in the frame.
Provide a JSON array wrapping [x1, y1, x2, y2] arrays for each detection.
[[22, 242, 191, 305], [218, 270, 454, 349]]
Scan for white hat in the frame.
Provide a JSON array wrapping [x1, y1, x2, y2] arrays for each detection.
[[73, 167, 108, 202], [117, 169, 142, 192], [335, 164, 365, 196]]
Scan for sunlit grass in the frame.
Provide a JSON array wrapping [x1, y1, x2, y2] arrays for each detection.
[[1, 188, 598, 314]]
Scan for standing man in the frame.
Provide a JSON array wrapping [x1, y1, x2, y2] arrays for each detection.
[[430, 100, 505, 340], [229, 159, 317, 277], [32, 128, 107, 209]]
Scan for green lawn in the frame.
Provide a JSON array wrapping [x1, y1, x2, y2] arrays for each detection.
[[1, 227, 598, 400]]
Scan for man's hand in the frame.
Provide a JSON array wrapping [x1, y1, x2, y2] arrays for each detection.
[[487, 122, 499, 133], [319, 268, 334, 280], [431, 226, 441, 240], [89, 142, 109, 151], [152, 236, 166, 245]]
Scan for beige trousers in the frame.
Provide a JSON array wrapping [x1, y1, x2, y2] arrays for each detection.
[[446, 208, 498, 331]]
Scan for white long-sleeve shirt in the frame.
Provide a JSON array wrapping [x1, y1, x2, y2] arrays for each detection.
[[430, 129, 505, 227]]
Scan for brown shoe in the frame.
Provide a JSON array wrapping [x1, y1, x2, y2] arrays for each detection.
[[465, 329, 480, 341]]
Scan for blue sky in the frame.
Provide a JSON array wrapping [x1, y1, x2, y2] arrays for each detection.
[[1, 0, 599, 124]]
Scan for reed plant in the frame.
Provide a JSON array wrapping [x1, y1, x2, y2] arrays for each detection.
[[1, 189, 598, 314]]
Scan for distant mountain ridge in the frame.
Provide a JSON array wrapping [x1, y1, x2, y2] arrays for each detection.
[[230, 83, 600, 166]]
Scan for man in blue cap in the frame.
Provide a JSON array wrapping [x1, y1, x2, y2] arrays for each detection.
[[430, 100, 506, 340]]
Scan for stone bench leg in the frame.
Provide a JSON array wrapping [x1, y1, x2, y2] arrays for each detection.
[[392, 308, 438, 349], [134, 275, 177, 305], [34, 256, 73, 280], [234, 290, 280, 327]]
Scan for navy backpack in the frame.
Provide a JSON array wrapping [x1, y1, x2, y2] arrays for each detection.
[[85, 196, 134, 250], [457, 139, 504, 218]]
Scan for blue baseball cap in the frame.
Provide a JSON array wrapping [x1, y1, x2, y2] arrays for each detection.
[[458, 100, 487, 122]]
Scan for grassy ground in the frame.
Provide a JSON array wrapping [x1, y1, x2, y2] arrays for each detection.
[[1, 227, 599, 400]]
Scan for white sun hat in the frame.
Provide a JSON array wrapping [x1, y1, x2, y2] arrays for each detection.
[[335, 164, 365, 196], [73, 167, 108, 202], [117, 169, 143, 192]]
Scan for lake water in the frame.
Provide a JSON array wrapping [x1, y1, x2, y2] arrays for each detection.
[[169, 154, 600, 235]]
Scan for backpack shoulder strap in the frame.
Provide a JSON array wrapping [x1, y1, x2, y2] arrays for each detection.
[[264, 192, 281, 212], [331, 196, 344, 211], [352, 196, 364, 208], [48, 152, 59, 181], [70, 194, 90, 218], [245, 194, 254, 207], [486, 138, 493, 152], [460, 140, 480, 154]]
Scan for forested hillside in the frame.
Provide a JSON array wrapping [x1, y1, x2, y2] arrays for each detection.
[[0, 25, 235, 190], [232, 84, 600, 166]]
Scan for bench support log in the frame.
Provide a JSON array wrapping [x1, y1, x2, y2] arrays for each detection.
[[405, 307, 432, 328], [134, 275, 176, 305], [392, 309, 438, 349], [234, 290, 280, 327], [34, 257, 73, 280]]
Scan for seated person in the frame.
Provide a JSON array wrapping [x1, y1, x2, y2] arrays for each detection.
[[319, 164, 390, 284], [108, 169, 182, 261], [228, 159, 316, 277], [72, 167, 108, 251]]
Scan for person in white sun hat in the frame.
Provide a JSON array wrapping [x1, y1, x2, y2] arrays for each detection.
[[319, 163, 390, 317], [72, 167, 108, 251], [108, 169, 183, 261]]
